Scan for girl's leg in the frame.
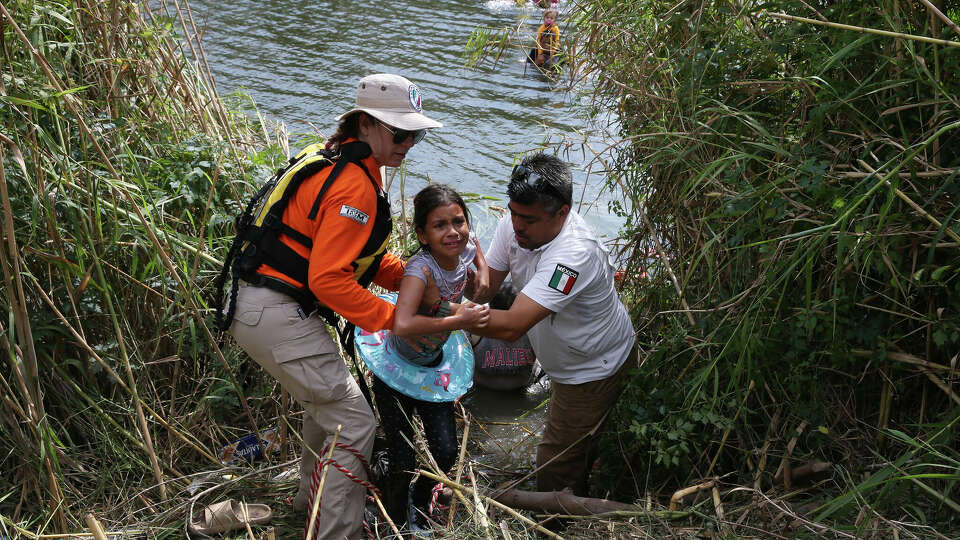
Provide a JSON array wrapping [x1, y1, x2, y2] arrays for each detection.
[[410, 401, 458, 513], [372, 377, 419, 525]]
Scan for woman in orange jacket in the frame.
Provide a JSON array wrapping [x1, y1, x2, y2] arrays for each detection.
[[223, 74, 488, 540]]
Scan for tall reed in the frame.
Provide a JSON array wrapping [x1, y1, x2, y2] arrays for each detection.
[[567, 0, 960, 534], [0, 0, 280, 533]]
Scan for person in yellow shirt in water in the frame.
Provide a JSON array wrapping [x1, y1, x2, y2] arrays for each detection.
[[530, 8, 560, 67]]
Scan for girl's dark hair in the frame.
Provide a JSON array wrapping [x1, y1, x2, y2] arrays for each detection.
[[325, 112, 364, 151], [414, 184, 470, 251]]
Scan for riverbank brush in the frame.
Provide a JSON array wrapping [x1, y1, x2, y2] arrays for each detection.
[[0, 0, 275, 533], [572, 0, 960, 537], [465, 0, 960, 537], [5, 0, 960, 538]]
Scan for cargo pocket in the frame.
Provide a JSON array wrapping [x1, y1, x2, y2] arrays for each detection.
[[232, 302, 264, 327], [271, 333, 348, 405], [229, 302, 265, 353]]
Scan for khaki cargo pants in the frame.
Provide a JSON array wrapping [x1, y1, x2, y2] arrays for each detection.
[[230, 283, 375, 540], [536, 346, 637, 496]]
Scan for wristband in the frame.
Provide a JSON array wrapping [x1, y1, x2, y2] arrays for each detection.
[[435, 300, 451, 318], [428, 299, 442, 316]]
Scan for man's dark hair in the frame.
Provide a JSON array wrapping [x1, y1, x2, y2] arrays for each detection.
[[506, 152, 573, 215]]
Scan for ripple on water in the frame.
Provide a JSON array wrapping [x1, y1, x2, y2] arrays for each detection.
[[184, 0, 625, 244]]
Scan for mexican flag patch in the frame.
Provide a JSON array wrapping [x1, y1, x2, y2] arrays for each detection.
[[548, 264, 579, 294]]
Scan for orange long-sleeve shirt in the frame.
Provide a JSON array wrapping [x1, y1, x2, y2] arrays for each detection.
[[257, 142, 404, 332], [535, 24, 560, 55]]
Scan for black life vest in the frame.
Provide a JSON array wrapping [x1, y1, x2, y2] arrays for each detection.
[[213, 141, 392, 339]]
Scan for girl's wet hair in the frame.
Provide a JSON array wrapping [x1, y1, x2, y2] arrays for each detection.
[[413, 184, 470, 250]]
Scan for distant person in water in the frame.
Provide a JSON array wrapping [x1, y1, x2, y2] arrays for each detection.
[[529, 8, 560, 67], [468, 282, 537, 391]]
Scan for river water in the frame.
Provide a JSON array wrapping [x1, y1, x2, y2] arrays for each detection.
[[173, 0, 622, 485], [175, 0, 624, 244]]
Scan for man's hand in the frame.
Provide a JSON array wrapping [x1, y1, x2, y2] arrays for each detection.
[[419, 266, 442, 312]]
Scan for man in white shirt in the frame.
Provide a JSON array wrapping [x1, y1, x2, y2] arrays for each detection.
[[471, 152, 637, 497]]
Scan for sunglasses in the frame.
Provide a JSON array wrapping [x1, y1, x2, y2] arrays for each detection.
[[376, 119, 427, 145], [511, 163, 570, 205]]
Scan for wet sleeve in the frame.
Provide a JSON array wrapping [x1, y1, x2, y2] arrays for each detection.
[[306, 169, 396, 332], [372, 251, 406, 292], [398, 251, 436, 286]]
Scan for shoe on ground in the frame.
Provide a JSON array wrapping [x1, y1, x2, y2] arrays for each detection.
[[407, 505, 432, 538]]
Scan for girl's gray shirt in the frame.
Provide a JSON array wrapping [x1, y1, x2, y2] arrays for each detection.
[[385, 237, 477, 365]]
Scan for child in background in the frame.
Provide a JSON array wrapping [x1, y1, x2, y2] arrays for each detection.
[[377, 184, 489, 533], [530, 7, 560, 67], [469, 282, 537, 391]]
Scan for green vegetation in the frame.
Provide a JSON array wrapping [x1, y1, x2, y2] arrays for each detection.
[[468, 2, 960, 532], [0, 0, 278, 535], [572, 0, 960, 536], [5, 0, 960, 538]]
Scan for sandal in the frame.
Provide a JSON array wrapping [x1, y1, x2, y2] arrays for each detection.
[[188, 499, 272, 535]]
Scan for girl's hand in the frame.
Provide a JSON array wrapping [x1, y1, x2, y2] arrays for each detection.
[[472, 267, 490, 303], [467, 236, 491, 301], [457, 302, 490, 328]]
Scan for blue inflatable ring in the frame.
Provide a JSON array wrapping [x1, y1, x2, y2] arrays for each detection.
[[355, 293, 474, 402]]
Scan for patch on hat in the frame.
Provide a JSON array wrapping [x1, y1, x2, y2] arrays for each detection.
[[339, 205, 369, 225], [548, 264, 579, 294], [408, 85, 422, 112]]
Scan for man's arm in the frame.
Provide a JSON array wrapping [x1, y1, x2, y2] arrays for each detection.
[[469, 292, 552, 342]]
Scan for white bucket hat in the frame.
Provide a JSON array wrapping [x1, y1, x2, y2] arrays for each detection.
[[335, 73, 443, 131]]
